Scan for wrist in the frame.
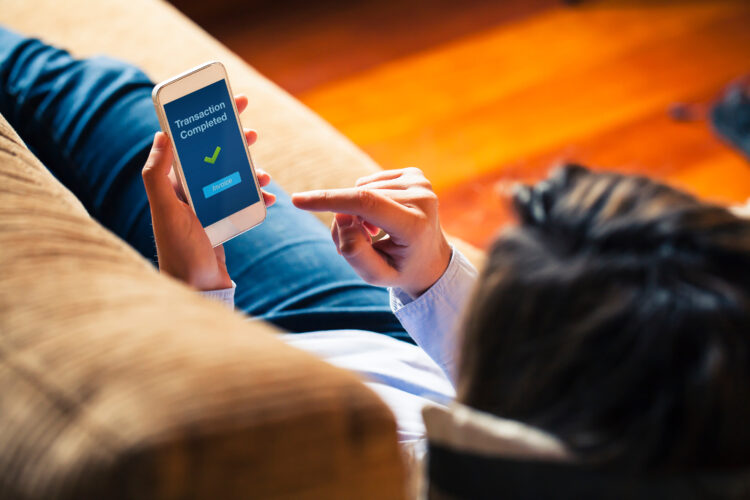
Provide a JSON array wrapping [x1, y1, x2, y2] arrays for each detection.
[[403, 237, 453, 298], [191, 274, 233, 291], [161, 266, 232, 292]]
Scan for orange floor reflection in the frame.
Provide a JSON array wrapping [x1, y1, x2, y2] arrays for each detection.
[[192, 0, 750, 248]]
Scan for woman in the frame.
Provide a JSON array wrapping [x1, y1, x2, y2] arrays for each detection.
[[3, 26, 750, 475]]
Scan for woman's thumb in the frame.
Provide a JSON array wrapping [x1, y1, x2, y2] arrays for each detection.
[[142, 132, 179, 211], [335, 214, 396, 285]]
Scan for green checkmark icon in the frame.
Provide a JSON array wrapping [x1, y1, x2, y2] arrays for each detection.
[[204, 146, 221, 164]]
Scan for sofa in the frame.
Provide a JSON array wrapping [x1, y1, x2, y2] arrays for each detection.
[[0, 0, 481, 498]]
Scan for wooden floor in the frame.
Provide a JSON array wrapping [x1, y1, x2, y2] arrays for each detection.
[[187, 0, 750, 248]]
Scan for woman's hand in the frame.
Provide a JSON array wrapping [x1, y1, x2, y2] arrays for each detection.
[[292, 168, 451, 298], [141, 95, 275, 291]]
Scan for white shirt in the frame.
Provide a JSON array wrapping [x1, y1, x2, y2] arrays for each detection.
[[202, 249, 478, 442]]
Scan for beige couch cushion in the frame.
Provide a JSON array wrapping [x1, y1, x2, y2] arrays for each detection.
[[0, 114, 405, 498]]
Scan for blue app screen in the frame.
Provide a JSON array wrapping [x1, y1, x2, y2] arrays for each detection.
[[164, 79, 259, 228]]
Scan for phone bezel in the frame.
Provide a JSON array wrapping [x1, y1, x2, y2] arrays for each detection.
[[152, 61, 266, 247]]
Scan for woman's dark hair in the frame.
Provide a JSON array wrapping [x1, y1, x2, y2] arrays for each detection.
[[458, 164, 750, 472]]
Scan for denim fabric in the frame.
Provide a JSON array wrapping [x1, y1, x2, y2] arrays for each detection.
[[0, 26, 410, 342]]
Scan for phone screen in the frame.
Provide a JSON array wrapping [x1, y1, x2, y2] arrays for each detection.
[[164, 79, 260, 228]]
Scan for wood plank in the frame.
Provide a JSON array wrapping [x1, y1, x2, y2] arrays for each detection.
[[291, 0, 750, 247], [199, 0, 558, 94], [439, 103, 750, 248], [185, 0, 750, 248], [300, 0, 750, 193]]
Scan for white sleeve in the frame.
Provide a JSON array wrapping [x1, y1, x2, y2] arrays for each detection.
[[389, 248, 478, 384], [198, 281, 236, 309]]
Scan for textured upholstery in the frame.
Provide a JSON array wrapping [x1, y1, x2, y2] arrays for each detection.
[[0, 113, 405, 497]]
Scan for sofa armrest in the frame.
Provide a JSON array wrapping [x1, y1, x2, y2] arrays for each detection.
[[0, 115, 405, 498]]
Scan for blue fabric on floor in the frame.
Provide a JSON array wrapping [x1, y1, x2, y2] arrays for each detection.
[[711, 82, 750, 160]]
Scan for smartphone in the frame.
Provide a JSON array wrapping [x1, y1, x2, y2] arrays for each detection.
[[152, 61, 265, 246]]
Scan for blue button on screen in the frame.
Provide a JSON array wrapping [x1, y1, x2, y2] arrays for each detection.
[[203, 171, 242, 199]]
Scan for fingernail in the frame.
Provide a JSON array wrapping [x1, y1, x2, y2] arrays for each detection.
[[336, 214, 355, 228], [153, 132, 166, 148], [293, 191, 318, 201]]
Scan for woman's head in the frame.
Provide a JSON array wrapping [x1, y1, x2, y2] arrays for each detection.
[[458, 165, 750, 471]]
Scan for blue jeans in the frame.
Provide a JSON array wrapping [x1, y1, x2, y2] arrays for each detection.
[[0, 27, 410, 342]]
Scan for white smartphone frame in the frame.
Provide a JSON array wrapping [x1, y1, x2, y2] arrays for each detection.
[[152, 61, 266, 247]]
